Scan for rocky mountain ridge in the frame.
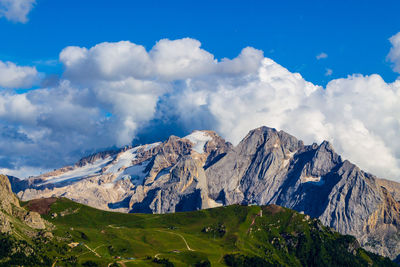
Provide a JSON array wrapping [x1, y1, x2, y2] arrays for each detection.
[[7, 127, 400, 259], [0, 174, 50, 236]]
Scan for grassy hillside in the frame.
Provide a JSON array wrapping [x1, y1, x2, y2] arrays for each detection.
[[1, 198, 396, 266]]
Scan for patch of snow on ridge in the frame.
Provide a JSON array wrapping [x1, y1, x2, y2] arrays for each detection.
[[184, 131, 212, 153], [105, 147, 139, 174], [39, 157, 113, 185], [144, 142, 161, 151], [301, 176, 325, 186], [105, 142, 161, 175], [115, 159, 151, 185]]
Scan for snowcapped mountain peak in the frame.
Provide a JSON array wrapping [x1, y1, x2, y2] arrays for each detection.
[[15, 130, 230, 195], [183, 130, 213, 154]]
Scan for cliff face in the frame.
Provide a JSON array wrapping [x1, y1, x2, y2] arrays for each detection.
[[0, 174, 48, 234], [205, 127, 400, 258], [0, 174, 20, 215], [8, 127, 400, 258]]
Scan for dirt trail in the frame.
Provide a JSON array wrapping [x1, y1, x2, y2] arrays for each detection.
[[117, 259, 137, 267], [156, 230, 194, 251], [83, 244, 101, 257], [108, 224, 125, 229]]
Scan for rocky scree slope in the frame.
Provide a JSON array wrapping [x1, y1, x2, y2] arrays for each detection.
[[8, 127, 400, 259]]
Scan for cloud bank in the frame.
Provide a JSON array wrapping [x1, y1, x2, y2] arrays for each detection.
[[0, 0, 35, 23], [0, 36, 400, 181]]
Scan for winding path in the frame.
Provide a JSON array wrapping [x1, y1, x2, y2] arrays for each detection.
[[156, 230, 194, 251]]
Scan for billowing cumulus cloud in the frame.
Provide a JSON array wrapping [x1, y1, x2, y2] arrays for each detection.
[[0, 60, 39, 89], [0, 0, 35, 23], [60, 42, 153, 81], [1, 37, 400, 182], [151, 38, 216, 80]]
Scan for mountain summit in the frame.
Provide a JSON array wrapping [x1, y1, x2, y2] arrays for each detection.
[[8, 127, 400, 259]]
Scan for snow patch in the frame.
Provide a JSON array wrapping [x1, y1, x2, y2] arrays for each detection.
[[105, 142, 160, 175], [184, 131, 212, 153], [39, 157, 113, 186], [144, 142, 161, 151], [114, 159, 151, 186], [37, 141, 161, 187], [105, 147, 139, 174]]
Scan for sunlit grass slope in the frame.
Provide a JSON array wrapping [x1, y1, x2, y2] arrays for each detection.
[[18, 198, 392, 267]]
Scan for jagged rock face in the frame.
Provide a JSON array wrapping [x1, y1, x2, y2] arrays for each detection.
[[206, 127, 399, 258], [7, 127, 400, 259], [0, 175, 47, 234], [206, 128, 379, 236], [0, 174, 20, 214], [13, 131, 231, 213], [360, 186, 400, 257], [376, 178, 400, 202]]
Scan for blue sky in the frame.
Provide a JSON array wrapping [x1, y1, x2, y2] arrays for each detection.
[[1, 0, 399, 86], [0, 0, 400, 181]]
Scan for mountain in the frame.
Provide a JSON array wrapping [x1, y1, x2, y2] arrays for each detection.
[[8, 126, 400, 259]]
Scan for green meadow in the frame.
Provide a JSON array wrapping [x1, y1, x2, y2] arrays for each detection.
[[1, 198, 395, 266]]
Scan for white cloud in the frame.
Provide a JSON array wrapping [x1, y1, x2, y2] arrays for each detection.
[[60, 41, 153, 81], [325, 68, 333, 76], [151, 38, 216, 80], [388, 32, 400, 73], [0, 0, 35, 23], [0, 93, 38, 123], [1, 37, 400, 182], [0, 60, 39, 89], [59, 41, 168, 145], [218, 47, 264, 75], [316, 52, 328, 60]]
